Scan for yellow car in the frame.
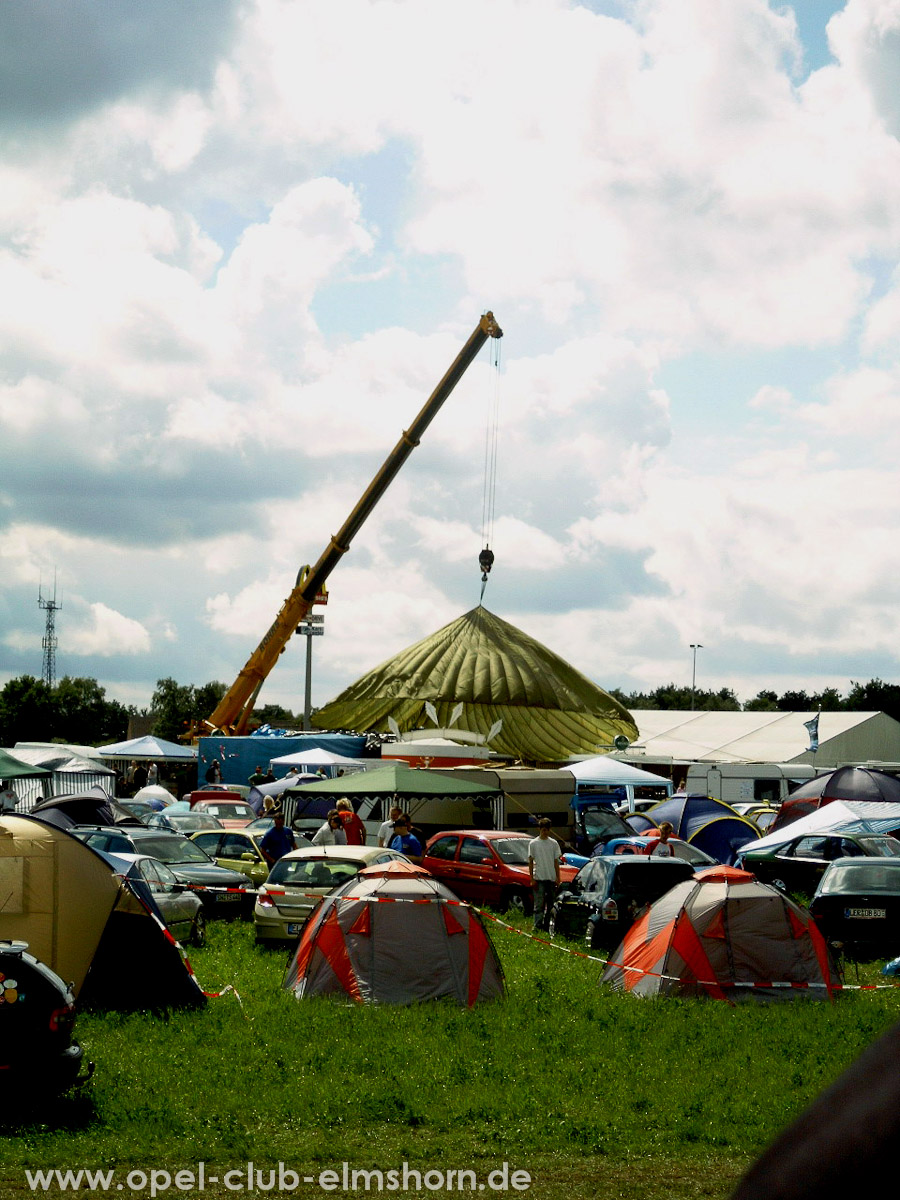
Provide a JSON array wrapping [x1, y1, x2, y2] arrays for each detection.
[[254, 844, 409, 944], [189, 829, 310, 889]]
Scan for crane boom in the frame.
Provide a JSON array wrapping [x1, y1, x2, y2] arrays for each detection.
[[202, 312, 503, 736]]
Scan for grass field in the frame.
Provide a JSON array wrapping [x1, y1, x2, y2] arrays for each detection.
[[2, 914, 898, 1200]]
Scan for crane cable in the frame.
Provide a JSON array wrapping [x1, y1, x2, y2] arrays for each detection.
[[479, 333, 503, 603]]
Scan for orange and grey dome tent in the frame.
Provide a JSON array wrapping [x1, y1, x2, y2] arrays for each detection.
[[601, 866, 840, 1002], [283, 860, 505, 1006], [313, 605, 637, 763]]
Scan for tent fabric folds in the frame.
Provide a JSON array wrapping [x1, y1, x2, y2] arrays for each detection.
[[313, 606, 637, 763], [629, 795, 760, 864], [284, 864, 505, 1006], [601, 868, 840, 1002]]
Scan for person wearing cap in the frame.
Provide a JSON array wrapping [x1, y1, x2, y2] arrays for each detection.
[[528, 818, 561, 933], [312, 810, 348, 847], [335, 798, 366, 846], [388, 815, 423, 864], [260, 811, 296, 868]]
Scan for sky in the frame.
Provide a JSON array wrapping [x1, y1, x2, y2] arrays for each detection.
[[2, 0, 900, 721]]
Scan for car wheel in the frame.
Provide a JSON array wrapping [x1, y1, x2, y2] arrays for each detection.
[[502, 888, 533, 917], [190, 911, 207, 948], [584, 920, 602, 953], [548, 909, 558, 938]]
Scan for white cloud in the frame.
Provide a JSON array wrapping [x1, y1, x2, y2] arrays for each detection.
[[66, 603, 152, 657]]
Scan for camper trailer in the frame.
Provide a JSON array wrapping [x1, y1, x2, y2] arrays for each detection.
[[684, 763, 818, 807]]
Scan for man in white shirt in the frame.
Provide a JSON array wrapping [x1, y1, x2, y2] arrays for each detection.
[[378, 805, 403, 847], [311, 810, 348, 846], [528, 818, 561, 933]]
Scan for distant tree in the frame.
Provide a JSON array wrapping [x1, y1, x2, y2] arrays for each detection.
[[777, 690, 812, 711], [194, 681, 227, 724], [815, 687, 844, 712], [612, 683, 740, 711], [744, 690, 779, 711], [0, 675, 56, 745], [845, 679, 900, 723], [150, 678, 197, 742], [54, 676, 129, 744], [254, 702, 298, 727]]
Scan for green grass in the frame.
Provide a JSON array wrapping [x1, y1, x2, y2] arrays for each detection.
[[1, 918, 898, 1200]]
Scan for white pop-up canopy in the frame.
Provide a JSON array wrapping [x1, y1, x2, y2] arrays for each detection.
[[269, 748, 368, 769], [97, 735, 197, 763], [565, 755, 673, 787]]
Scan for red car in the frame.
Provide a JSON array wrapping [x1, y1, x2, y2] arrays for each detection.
[[421, 829, 578, 916]]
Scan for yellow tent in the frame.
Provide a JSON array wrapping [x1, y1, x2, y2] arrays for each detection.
[[314, 606, 637, 763]]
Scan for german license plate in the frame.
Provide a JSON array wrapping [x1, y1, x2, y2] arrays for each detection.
[[845, 907, 886, 919], [217, 892, 241, 903], [287, 922, 303, 935]]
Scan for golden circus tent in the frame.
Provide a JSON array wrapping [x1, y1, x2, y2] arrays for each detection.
[[314, 606, 637, 763]]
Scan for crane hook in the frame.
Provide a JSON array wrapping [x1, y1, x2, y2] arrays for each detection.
[[479, 547, 495, 582]]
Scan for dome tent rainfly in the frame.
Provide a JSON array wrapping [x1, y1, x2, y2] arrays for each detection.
[[313, 606, 638, 763], [601, 866, 840, 1002], [283, 860, 505, 1005]]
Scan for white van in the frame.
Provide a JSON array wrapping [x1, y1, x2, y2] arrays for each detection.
[[685, 763, 817, 807]]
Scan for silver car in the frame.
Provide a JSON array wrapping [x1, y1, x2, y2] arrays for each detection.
[[102, 852, 207, 946], [254, 845, 408, 944]]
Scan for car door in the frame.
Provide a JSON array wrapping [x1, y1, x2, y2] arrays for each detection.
[[453, 836, 503, 905], [421, 835, 461, 893], [771, 836, 834, 893], [139, 859, 194, 942], [218, 832, 267, 886], [191, 832, 225, 862]]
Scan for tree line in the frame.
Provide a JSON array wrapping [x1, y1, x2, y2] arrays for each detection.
[[0, 675, 302, 748], [609, 678, 900, 724], [1, 672, 898, 748]]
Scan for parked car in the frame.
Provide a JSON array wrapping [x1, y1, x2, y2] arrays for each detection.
[[420, 830, 579, 916], [100, 852, 206, 946], [254, 845, 408, 943], [810, 858, 900, 958], [731, 804, 780, 833], [738, 832, 900, 896], [191, 828, 310, 888], [550, 856, 695, 951], [189, 799, 257, 829], [0, 939, 86, 1096], [71, 826, 255, 916], [145, 811, 224, 834]]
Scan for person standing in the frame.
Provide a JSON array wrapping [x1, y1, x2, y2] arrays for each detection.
[[335, 798, 366, 845], [146, 761, 158, 786], [378, 805, 403, 848], [647, 822, 675, 857], [388, 816, 423, 864], [311, 810, 347, 846], [260, 811, 296, 869], [205, 759, 222, 785], [528, 818, 561, 933], [133, 762, 148, 790], [248, 764, 267, 787]]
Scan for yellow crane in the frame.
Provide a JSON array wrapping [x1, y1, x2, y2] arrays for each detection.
[[198, 312, 503, 737]]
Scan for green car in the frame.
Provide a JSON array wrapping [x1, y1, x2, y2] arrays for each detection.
[[739, 832, 900, 896]]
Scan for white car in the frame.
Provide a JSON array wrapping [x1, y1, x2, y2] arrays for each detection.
[[254, 844, 409, 943]]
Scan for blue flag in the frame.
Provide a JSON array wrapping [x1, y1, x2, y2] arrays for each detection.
[[803, 714, 819, 752]]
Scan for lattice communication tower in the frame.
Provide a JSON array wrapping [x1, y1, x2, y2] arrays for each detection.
[[38, 581, 61, 689]]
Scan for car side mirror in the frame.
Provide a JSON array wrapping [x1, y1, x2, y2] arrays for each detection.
[[241, 852, 257, 862]]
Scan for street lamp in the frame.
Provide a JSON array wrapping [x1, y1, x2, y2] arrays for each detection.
[[689, 644, 703, 711]]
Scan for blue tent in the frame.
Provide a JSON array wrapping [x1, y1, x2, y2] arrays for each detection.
[[628, 795, 759, 864]]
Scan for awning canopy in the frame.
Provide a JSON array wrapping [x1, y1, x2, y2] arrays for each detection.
[[96, 735, 197, 762]]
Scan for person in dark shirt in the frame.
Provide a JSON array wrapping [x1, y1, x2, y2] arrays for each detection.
[[260, 812, 296, 868]]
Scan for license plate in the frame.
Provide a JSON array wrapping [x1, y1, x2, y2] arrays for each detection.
[[845, 907, 886, 919], [287, 922, 303, 935], [217, 892, 241, 903]]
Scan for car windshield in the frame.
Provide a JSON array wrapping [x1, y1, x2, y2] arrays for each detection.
[[855, 836, 900, 858], [820, 860, 900, 894], [268, 857, 363, 888], [137, 836, 214, 864], [670, 842, 716, 866], [170, 815, 218, 830], [490, 839, 530, 865]]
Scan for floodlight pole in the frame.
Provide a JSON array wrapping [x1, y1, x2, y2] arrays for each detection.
[[690, 644, 703, 710]]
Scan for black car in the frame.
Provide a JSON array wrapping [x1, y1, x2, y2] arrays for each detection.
[[550, 856, 695, 951], [0, 940, 87, 1096], [810, 858, 900, 958], [739, 832, 900, 896], [71, 826, 255, 916]]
